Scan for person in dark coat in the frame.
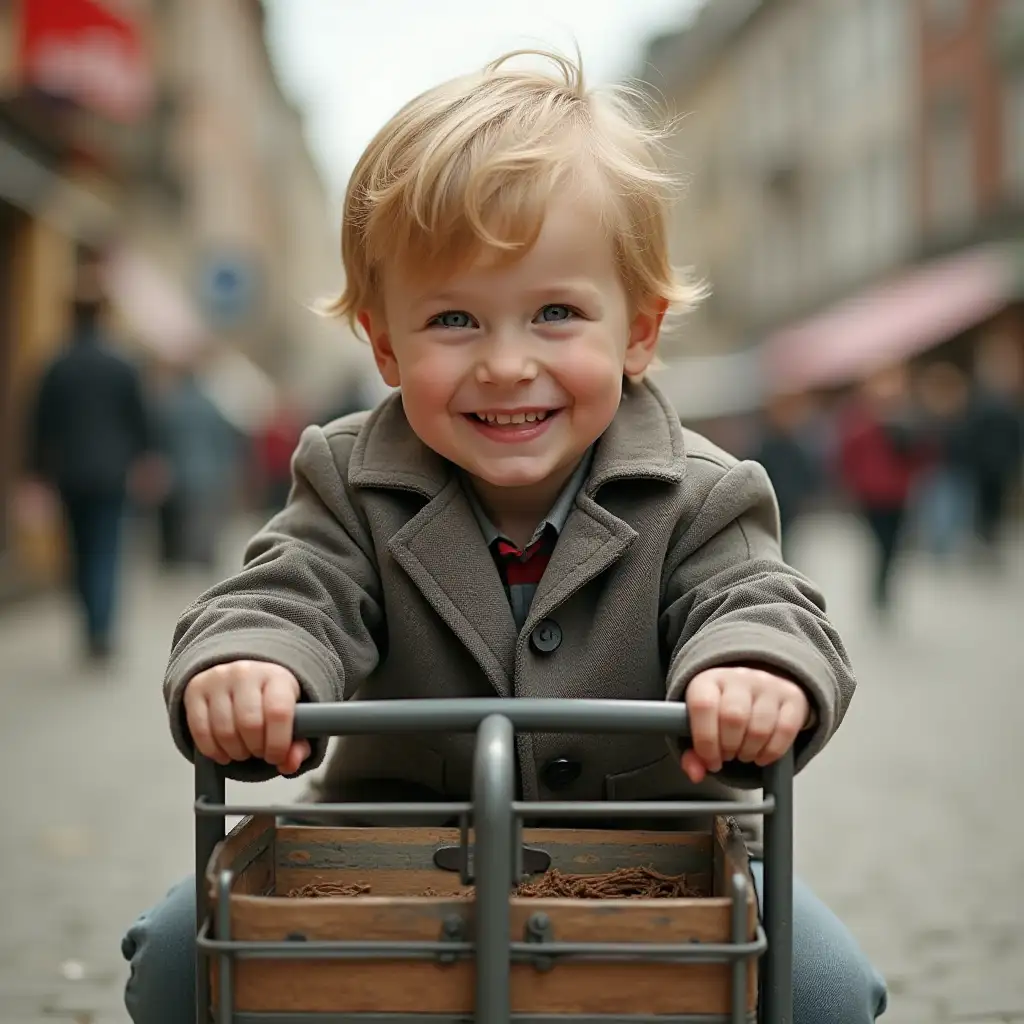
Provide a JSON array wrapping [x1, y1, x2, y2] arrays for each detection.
[[915, 362, 975, 559], [25, 261, 160, 659], [752, 394, 823, 556]]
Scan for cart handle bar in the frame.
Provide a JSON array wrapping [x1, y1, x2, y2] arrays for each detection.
[[292, 697, 690, 739]]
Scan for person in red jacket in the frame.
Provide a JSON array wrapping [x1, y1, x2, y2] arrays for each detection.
[[838, 366, 933, 614], [253, 402, 305, 513]]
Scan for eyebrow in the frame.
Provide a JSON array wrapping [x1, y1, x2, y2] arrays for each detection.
[[415, 282, 606, 308]]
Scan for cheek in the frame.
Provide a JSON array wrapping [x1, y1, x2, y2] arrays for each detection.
[[556, 341, 626, 409], [394, 347, 463, 425]]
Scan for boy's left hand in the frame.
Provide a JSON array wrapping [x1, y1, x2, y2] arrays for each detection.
[[681, 666, 811, 784]]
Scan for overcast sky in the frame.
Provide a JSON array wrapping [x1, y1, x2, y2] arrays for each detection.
[[263, 0, 701, 201]]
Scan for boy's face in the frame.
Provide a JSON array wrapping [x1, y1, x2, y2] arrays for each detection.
[[361, 191, 663, 509]]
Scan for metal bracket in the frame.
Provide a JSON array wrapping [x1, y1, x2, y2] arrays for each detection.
[[437, 914, 466, 966], [433, 843, 551, 882], [523, 911, 555, 973]]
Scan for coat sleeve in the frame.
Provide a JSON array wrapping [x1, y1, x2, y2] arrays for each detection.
[[163, 424, 384, 781], [660, 454, 855, 786]]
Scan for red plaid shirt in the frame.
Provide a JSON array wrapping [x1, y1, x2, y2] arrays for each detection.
[[464, 451, 593, 631]]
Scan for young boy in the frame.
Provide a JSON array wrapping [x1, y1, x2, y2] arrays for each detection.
[[122, 51, 887, 1023]]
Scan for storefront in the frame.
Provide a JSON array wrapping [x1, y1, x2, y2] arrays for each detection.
[[0, 0, 152, 597]]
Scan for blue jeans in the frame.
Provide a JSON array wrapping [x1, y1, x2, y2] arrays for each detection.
[[61, 489, 125, 645], [122, 861, 887, 1022]]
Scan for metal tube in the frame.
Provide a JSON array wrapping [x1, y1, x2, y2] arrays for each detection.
[[197, 930, 767, 962], [216, 870, 234, 1024], [730, 872, 749, 1024], [195, 754, 225, 1024], [293, 698, 688, 738], [195, 799, 471, 819], [760, 749, 794, 1024], [513, 799, 774, 819], [473, 714, 515, 1024]]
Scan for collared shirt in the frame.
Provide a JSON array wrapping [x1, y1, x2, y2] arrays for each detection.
[[463, 449, 594, 631]]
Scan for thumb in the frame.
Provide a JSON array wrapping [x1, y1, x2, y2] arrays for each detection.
[[279, 739, 311, 777], [681, 748, 708, 784]]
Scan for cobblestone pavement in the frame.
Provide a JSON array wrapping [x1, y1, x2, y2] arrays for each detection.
[[0, 512, 1021, 1023]]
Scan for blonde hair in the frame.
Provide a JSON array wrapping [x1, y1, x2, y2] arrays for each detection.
[[324, 49, 703, 364]]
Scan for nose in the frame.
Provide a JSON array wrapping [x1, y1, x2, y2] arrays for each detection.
[[474, 329, 538, 386]]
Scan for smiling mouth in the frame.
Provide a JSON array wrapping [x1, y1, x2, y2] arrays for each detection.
[[467, 410, 557, 425]]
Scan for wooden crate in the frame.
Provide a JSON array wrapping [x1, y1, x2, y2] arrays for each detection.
[[205, 816, 758, 1017]]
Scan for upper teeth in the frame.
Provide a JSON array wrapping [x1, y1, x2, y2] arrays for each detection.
[[478, 411, 548, 425]]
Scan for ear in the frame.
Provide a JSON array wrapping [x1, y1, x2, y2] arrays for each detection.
[[623, 297, 667, 378], [359, 309, 401, 388]]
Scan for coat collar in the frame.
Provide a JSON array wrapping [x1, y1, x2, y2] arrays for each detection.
[[348, 377, 686, 498], [347, 378, 686, 698]]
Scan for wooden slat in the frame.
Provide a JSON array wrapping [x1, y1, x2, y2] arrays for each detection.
[[229, 890, 732, 943], [229, 961, 757, 1014], [275, 825, 712, 870]]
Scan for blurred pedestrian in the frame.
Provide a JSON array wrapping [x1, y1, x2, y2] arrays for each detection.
[[914, 362, 974, 560], [751, 393, 823, 555], [837, 366, 933, 615], [962, 337, 1023, 557], [154, 361, 240, 568], [23, 256, 164, 660], [253, 399, 305, 513]]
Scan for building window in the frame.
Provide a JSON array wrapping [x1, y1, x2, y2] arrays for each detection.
[[1004, 70, 1024, 198], [927, 89, 975, 235], [925, 0, 970, 34]]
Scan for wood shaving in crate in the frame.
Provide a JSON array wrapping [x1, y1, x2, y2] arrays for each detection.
[[288, 866, 698, 900], [516, 866, 700, 899]]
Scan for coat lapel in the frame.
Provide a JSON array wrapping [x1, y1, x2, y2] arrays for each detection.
[[387, 481, 517, 696], [349, 394, 517, 696], [522, 381, 686, 632]]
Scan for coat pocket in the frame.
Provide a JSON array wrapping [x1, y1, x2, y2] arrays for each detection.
[[605, 752, 763, 850], [605, 752, 716, 834], [605, 751, 691, 801]]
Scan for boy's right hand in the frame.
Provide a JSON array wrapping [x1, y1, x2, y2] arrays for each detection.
[[183, 661, 311, 775]]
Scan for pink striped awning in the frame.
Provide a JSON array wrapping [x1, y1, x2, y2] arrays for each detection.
[[762, 244, 1018, 394]]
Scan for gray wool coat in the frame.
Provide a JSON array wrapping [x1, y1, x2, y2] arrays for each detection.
[[164, 379, 855, 844]]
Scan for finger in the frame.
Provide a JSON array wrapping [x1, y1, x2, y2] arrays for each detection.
[[685, 675, 722, 772], [280, 740, 312, 777], [262, 673, 299, 768], [208, 689, 249, 762], [755, 698, 805, 766], [185, 691, 230, 765], [232, 681, 266, 759], [680, 748, 707, 784], [718, 684, 752, 765], [737, 692, 779, 763]]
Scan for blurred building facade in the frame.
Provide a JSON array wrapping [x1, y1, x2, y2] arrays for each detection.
[[0, 0, 367, 596], [643, 0, 1024, 420]]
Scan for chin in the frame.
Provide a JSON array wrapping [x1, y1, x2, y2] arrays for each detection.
[[465, 460, 558, 490]]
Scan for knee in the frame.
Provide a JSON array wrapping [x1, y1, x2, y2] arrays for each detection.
[[790, 877, 888, 1023], [749, 862, 888, 1024], [122, 876, 197, 1024]]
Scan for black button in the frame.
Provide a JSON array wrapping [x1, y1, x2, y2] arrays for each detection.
[[542, 758, 581, 791], [530, 618, 562, 653]]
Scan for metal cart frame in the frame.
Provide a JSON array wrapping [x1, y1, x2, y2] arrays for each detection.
[[194, 698, 794, 1024]]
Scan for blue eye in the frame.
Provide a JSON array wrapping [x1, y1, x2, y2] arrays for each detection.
[[535, 304, 575, 323], [429, 310, 476, 329]]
